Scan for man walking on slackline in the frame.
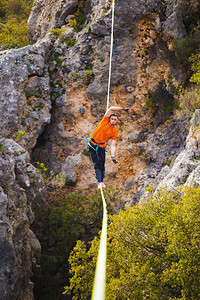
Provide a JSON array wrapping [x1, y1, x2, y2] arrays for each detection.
[[88, 106, 131, 189]]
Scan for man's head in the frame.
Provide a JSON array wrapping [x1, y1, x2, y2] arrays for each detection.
[[109, 113, 118, 127]]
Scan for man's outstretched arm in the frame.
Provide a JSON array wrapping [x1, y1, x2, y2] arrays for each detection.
[[105, 106, 123, 117], [105, 106, 131, 117], [111, 140, 119, 165]]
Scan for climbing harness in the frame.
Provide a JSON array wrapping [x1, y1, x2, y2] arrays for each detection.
[[86, 136, 106, 158], [91, 0, 115, 299], [86, 135, 100, 157]]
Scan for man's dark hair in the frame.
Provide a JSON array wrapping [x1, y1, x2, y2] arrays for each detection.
[[109, 113, 118, 119]]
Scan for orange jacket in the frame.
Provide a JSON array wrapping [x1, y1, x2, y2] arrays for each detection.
[[91, 116, 118, 148]]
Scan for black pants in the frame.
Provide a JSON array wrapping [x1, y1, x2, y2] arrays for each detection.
[[89, 145, 106, 183]]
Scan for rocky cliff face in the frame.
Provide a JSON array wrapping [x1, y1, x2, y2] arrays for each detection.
[[27, 0, 188, 203], [1, 0, 200, 298], [0, 138, 43, 299], [0, 44, 51, 151], [157, 109, 200, 190]]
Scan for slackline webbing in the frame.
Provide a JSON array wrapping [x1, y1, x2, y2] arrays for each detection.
[[91, 188, 107, 300], [91, 0, 115, 299]]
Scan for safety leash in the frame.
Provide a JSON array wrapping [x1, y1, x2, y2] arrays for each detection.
[[91, 0, 115, 299], [86, 135, 99, 158]]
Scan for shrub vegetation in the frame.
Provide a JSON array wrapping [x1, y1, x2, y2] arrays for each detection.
[[0, 0, 33, 49], [172, 24, 200, 115], [31, 187, 120, 300], [65, 185, 200, 300]]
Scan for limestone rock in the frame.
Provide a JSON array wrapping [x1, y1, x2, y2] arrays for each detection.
[[28, 0, 79, 43], [0, 138, 44, 299], [156, 109, 200, 191], [186, 109, 200, 151], [131, 117, 188, 203], [27, 229, 41, 260], [61, 154, 82, 184], [162, 11, 186, 38], [0, 45, 51, 151], [186, 165, 200, 186], [128, 130, 145, 143], [156, 150, 198, 190]]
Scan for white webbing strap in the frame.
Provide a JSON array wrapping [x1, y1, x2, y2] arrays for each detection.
[[91, 0, 115, 299], [106, 0, 115, 112], [91, 188, 108, 300]]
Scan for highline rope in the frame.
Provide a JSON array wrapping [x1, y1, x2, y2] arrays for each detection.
[[91, 0, 115, 299], [106, 0, 115, 112], [91, 188, 108, 300]]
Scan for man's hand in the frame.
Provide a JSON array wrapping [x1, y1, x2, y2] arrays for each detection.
[[111, 156, 119, 165], [105, 106, 131, 117], [123, 107, 131, 113]]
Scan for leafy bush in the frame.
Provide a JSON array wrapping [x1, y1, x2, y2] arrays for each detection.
[[50, 28, 76, 47], [68, 11, 86, 32], [174, 0, 200, 31], [0, 0, 33, 19], [189, 53, 200, 84], [65, 37, 76, 47], [35, 161, 65, 188], [50, 28, 66, 40], [65, 185, 200, 300], [173, 24, 200, 68], [178, 85, 200, 114], [169, 53, 200, 115], [0, 17, 30, 49], [15, 130, 26, 142], [0, 0, 33, 49]]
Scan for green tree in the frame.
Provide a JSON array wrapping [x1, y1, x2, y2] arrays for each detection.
[[0, 1, 6, 21], [0, 0, 33, 49], [0, 0, 33, 20], [173, 21, 200, 68], [65, 186, 200, 299], [172, 51, 200, 115], [169, 23, 200, 115], [189, 53, 200, 84]]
